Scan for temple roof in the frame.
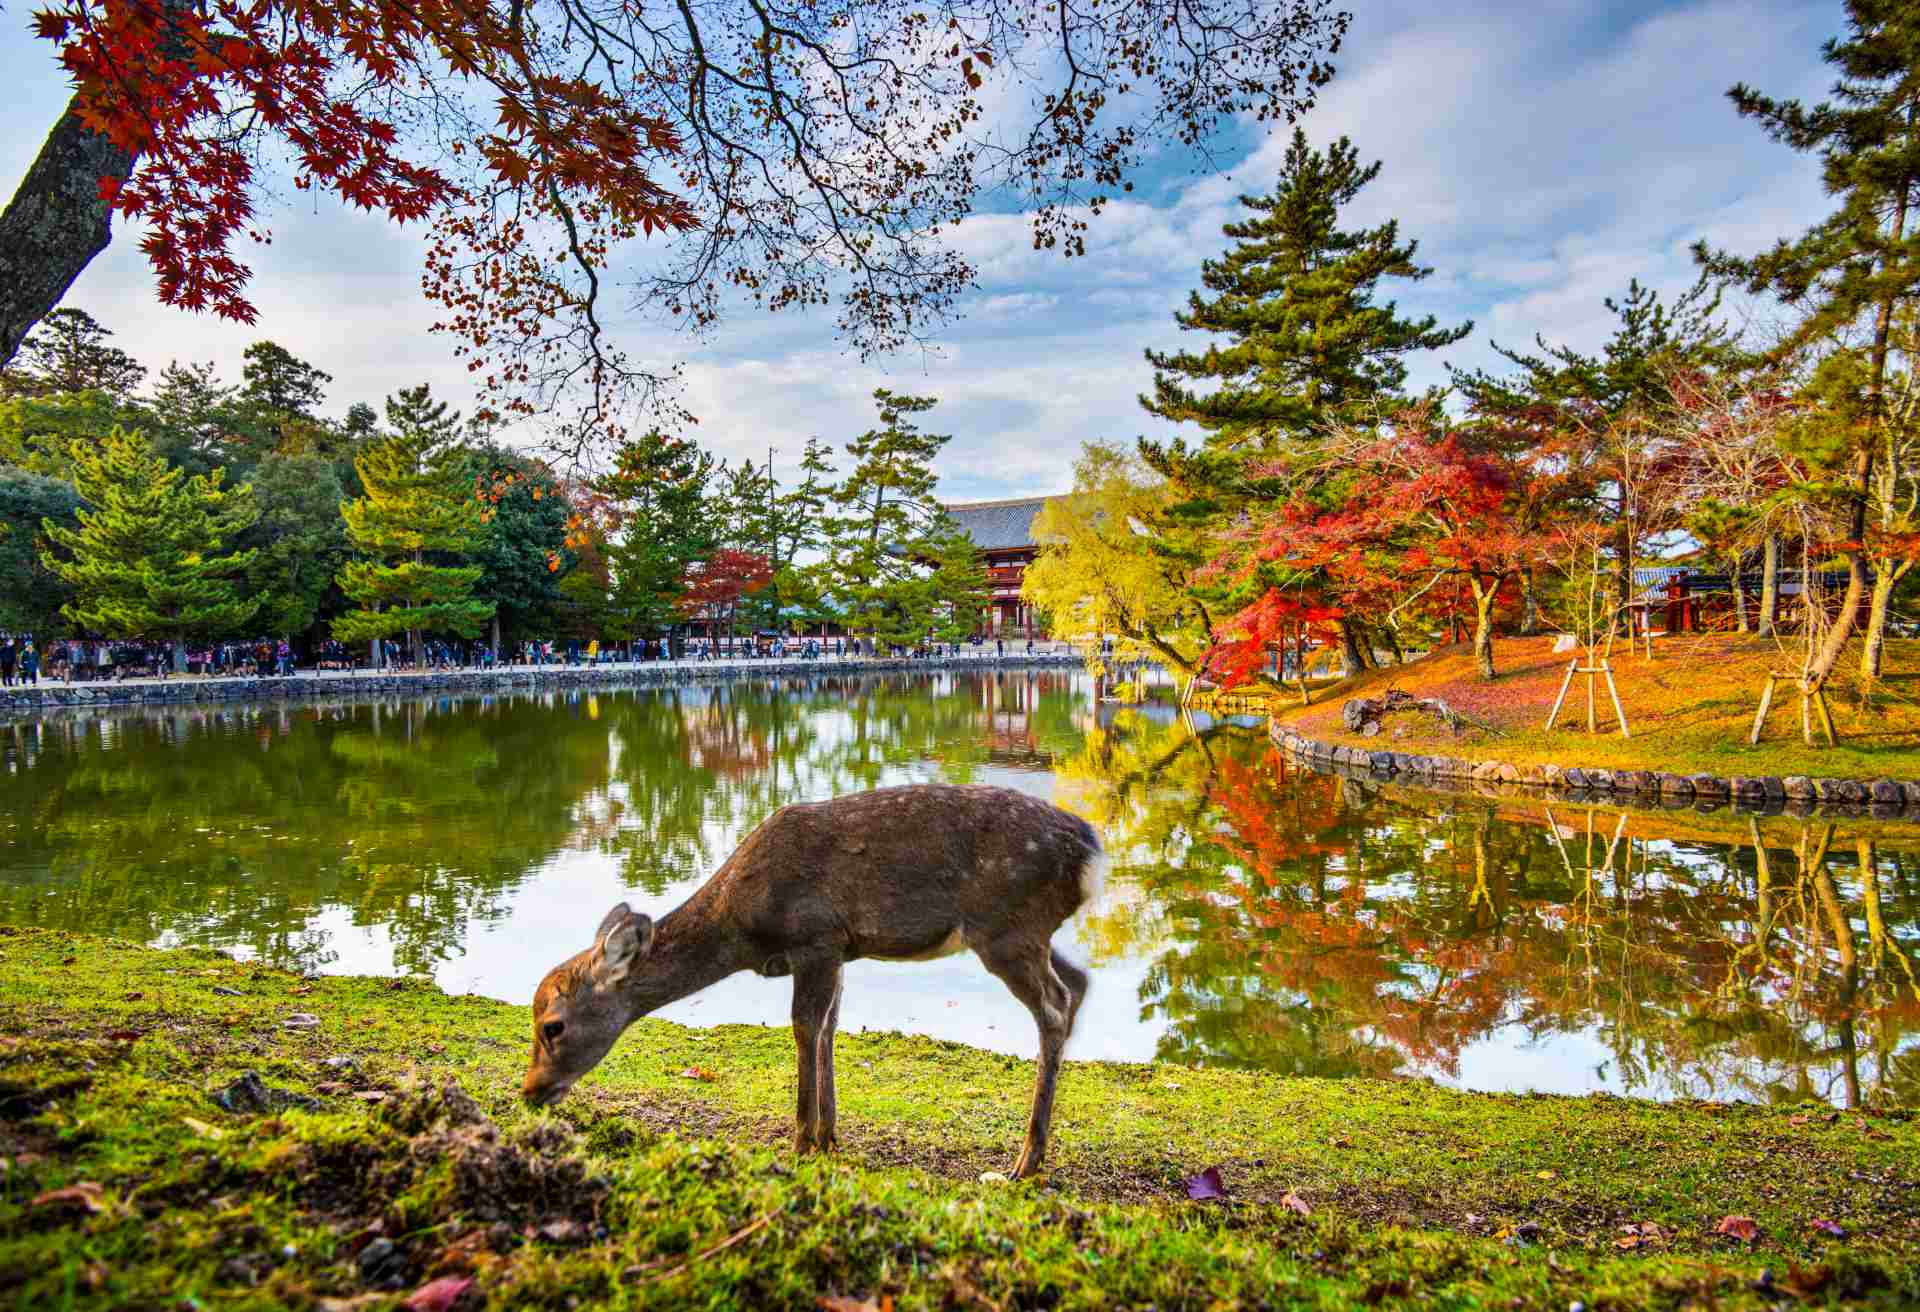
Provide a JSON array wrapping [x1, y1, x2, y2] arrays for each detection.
[[940, 496, 1054, 551]]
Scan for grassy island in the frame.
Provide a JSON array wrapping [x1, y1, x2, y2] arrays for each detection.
[[1, 927, 1915, 1310], [1259, 635, 1920, 783]]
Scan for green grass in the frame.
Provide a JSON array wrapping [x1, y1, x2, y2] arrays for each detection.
[[2, 926, 1915, 1309]]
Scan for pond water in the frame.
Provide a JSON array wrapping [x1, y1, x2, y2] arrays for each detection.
[[3, 669, 1916, 1106]]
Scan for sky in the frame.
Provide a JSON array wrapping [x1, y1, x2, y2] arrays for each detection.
[[0, 0, 1844, 502]]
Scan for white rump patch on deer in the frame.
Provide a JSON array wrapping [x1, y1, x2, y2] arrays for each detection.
[[1078, 850, 1109, 908]]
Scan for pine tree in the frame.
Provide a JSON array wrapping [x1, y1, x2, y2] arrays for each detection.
[[1142, 129, 1470, 445], [1694, 0, 1920, 685], [2, 308, 147, 400], [598, 430, 716, 640], [1139, 130, 1468, 672], [38, 426, 259, 640], [332, 424, 494, 663], [241, 341, 332, 417], [822, 389, 954, 647]]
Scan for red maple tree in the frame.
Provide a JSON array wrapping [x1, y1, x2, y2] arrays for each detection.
[[6, 0, 1351, 456], [679, 547, 772, 644]]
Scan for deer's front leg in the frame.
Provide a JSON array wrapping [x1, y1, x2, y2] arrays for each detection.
[[789, 953, 842, 1154]]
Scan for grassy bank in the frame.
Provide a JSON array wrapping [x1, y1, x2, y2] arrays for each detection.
[[2, 927, 1916, 1310], [1261, 634, 1920, 780]]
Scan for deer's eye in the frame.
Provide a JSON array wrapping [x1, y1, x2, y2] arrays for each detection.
[[542, 1020, 566, 1043]]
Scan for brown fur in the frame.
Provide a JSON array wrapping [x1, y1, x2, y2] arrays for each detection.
[[523, 784, 1100, 1178]]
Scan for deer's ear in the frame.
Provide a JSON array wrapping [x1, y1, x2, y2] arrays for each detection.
[[595, 902, 634, 946], [593, 912, 654, 987]]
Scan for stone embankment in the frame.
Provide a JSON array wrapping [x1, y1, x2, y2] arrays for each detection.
[[0, 653, 1080, 718], [1271, 718, 1920, 819]]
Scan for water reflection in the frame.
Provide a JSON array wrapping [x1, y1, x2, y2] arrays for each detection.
[[2, 671, 1915, 1105]]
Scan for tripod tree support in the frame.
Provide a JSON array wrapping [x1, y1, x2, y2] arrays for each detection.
[[1544, 658, 1632, 738], [1749, 671, 1839, 747]]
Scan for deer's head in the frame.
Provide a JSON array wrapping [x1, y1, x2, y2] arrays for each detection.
[[522, 902, 655, 1105]]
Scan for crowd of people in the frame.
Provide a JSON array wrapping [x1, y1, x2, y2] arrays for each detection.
[[0, 630, 1058, 687]]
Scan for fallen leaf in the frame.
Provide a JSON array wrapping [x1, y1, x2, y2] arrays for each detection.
[[315, 1081, 350, 1095], [60, 956, 76, 966], [818, 1297, 893, 1312], [104, 1029, 143, 1043], [1280, 1190, 1311, 1217], [291, 985, 315, 996], [1535, 1170, 1556, 1180], [679, 1066, 716, 1082], [282, 1013, 321, 1030], [426, 1043, 446, 1056], [401, 1275, 474, 1311], [123, 991, 145, 1001], [1788, 1113, 1810, 1126], [1330, 1136, 1354, 1149], [1715, 1215, 1762, 1243], [1808, 1218, 1847, 1239], [31, 1182, 106, 1214], [181, 1116, 225, 1140], [538, 1219, 582, 1244], [1183, 1166, 1228, 1202], [352, 1090, 389, 1104], [977, 1171, 1009, 1185]]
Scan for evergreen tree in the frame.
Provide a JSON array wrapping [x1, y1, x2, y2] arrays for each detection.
[[1, 308, 147, 400], [822, 389, 958, 646], [332, 425, 494, 662], [1451, 277, 1733, 636], [1142, 129, 1469, 444], [459, 443, 576, 647], [149, 361, 243, 469], [384, 383, 463, 444], [38, 426, 259, 640], [0, 467, 81, 634], [240, 452, 349, 639], [1695, 0, 1920, 685], [241, 341, 333, 417], [598, 430, 716, 640], [1138, 131, 1468, 670]]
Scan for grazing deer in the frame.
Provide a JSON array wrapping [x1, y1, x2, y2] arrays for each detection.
[[523, 783, 1103, 1178]]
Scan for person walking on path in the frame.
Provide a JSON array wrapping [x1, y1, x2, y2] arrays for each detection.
[[20, 641, 38, 685]]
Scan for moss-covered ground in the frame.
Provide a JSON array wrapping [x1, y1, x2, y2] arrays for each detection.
[[1260, 635, 1920, 781], [2, 926, 1916, 1310]]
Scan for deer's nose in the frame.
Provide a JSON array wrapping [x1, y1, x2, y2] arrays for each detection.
[[522, 1071, 570, 1106]]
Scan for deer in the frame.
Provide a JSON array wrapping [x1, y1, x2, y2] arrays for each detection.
[[522, 783, 1104, 1179]]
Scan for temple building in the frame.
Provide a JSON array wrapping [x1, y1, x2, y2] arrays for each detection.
[[940, 495, 1055, 636]]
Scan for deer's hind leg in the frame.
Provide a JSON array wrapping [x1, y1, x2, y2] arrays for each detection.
[[789, 952, 843, 1154], [977, 935, 1080, 1179]]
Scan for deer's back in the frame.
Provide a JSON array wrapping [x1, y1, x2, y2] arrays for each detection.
[[711, 785, 1100, 961]]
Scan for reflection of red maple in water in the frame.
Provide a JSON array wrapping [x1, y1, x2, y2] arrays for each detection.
[[1140, 745, 1920, 1093]]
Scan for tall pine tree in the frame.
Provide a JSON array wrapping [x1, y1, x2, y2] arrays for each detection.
[[39, 426, 259, 641], [598, 430, 716, 641], [1695, 0, 1920, 686], [822, 390, 976, 647], [1140, 130, 1469, 673], [332, 418, 494, 664]]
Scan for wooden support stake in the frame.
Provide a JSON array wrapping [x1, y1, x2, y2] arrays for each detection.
[[1545, 659, 1578, 731], [1815, 689, 1839, 746], [1749, 674, 1777, 746], [1602, 660, 1630, 738], [1586, 666, 1597, 734]]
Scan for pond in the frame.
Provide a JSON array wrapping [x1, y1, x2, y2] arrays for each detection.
[[3, 668, 1916, 1107]]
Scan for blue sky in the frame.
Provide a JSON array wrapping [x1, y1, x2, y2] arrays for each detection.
[[1, 0, 1841, 500]]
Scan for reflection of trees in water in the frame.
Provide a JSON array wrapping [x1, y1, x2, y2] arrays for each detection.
[[1060, 709, 1920, 1106], [0, 697, 612, 973], [0, 673, 1091, 974]]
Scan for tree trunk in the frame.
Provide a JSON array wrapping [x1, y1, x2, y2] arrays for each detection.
[[1802, 545, 1867, 698], [1338, 618, 1368, 675], [1860, 561, 1906, 683], [1472, 580, 1497, 680], [1729, 553, 1748, 634], [1757, 535, 1778, 638], [1613, 508, 1634, 637], [0, 96, 138, 368], [1518, 566, 1539, 635]]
